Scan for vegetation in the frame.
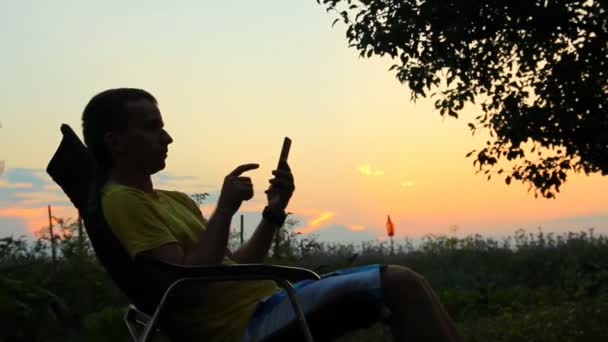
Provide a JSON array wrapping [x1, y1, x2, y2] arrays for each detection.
[[317, 0, 608, 198], [2, 219, 608, 341]]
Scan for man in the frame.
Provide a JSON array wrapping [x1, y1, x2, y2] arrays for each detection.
[[82, 88, 464, 341]]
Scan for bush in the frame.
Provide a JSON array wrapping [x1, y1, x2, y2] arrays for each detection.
[[2, 225, 607, 341]]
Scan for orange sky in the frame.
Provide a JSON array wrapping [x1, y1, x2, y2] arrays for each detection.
[[1, 1, 607, 242]]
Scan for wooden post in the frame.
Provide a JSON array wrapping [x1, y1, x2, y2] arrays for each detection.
[[274, 226, 280, 258], [240, 214, 244, 245], [48, 205, 56, 271], [78, 215, 84, 256]]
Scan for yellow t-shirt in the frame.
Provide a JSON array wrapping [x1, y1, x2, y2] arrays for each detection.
[[101, 182, 279, 341]]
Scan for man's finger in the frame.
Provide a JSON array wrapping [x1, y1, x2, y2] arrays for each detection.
[[243, 187, 254, 200], [269, 179, 295, 190], [272, 169, 293, 180], [228, 163, 260, 177]]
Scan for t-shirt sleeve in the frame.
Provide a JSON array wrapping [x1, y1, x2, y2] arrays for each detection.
[[102, 189, 179, 258]]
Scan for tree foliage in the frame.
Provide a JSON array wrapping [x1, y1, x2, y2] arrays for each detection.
[[318, 0, 608, 197]]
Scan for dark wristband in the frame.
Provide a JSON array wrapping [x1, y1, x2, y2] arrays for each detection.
[[262, 206, 287, 227]]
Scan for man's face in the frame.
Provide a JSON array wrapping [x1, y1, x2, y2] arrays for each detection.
[[110, 99, 173, 175]]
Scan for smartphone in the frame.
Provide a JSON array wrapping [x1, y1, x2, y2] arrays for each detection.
[[278, 137, 291, 167]]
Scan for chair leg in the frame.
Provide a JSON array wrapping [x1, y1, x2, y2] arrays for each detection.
[[277, 279, 314, 342], [124, 305, 151, 342]]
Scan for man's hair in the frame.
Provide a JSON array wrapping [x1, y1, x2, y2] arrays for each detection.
[[81, 88, 157, 178]]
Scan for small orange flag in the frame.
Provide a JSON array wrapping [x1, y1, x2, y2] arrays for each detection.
[[386, 215, 395, 237]]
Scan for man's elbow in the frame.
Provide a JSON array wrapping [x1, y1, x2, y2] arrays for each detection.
[[141, 243, 187, 265]]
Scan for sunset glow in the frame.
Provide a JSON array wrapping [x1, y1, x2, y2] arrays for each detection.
[[0, 205, 77, 236], [296, 211, 335, 234], [0, 1, 607, 242]]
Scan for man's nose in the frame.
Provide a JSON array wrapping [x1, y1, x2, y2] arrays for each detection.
[[162, 129, 173, 145]]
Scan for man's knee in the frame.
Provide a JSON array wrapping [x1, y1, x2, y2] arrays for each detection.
[[383, 265, 425, 283], [382, 265, 429, 301]]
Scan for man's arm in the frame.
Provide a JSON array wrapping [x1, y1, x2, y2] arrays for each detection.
[[230, 216, 282, 263], [144, 163, 260, 266], [145, 206, 234, 265]]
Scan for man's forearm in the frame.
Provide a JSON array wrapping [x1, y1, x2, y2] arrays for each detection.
[[231, 218, 280, 263], [184, 208, 233, 265]]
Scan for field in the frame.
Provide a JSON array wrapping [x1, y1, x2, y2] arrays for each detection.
[[2, 222, 608, 341]]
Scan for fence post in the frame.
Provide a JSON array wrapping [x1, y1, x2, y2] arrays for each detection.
[[240, 214, 244, 245], [78, 215, 84, 257], [48, 205, 57, 272]]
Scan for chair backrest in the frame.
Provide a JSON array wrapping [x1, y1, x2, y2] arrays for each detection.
[[46, 124, 163, 314]]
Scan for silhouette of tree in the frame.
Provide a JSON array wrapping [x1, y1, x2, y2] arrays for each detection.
[[319, 0, 607, 197]]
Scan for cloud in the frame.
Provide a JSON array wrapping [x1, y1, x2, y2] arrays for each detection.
[[5, 168, 47, 188], [310, 212, 334, 226], [154, 174, 197, 182], [400, 181, 415, 188], [0, 168, 68, 208], [0, 179, 33, 189], [152, 172, 215, 193], [295, 211, 335, 234], [346, 224, 366, 231], [358, 164, 384, 176], [519, 213, 608, 235], [301, 224, 377, 243], [0, 168, 213, 236], [13, 192, 72, 207]]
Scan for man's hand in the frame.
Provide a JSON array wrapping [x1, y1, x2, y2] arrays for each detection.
[[230, 160, 295, 262], [265, 160, 295, 212], [217, 163, 259, 215]]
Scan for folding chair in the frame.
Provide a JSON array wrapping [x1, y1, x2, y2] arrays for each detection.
[[46, 124, 321, 342]]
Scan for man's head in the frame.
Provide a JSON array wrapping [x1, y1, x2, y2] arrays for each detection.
[[82, 88, 173, 179]]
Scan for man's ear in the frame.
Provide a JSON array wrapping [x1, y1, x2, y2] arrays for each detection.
[[103, 131, 124, 155]]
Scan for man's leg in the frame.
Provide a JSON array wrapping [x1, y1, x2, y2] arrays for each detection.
[[381, 265, 465, 342]]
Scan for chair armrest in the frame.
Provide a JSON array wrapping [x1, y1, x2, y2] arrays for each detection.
[[134, 255, 321, 284]]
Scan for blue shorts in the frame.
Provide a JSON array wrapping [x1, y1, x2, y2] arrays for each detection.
[[241, 264, 387, 342]]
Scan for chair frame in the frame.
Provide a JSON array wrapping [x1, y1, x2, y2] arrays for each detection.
[[46, 123, 320, 342], [124, 259, 320, 342]]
